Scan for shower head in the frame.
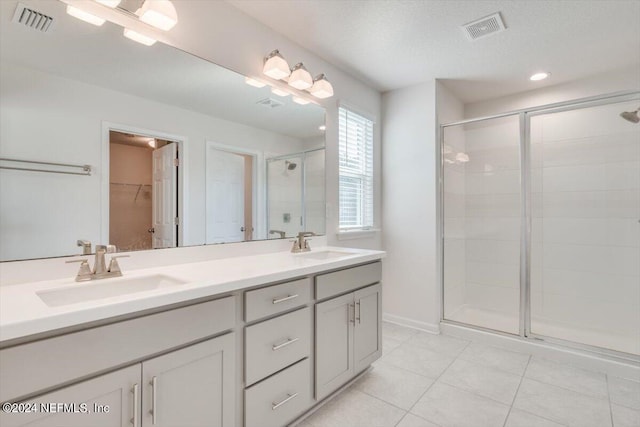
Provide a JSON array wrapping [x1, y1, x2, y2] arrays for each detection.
[[285, 160, 297, 170], [620, 108, 640, 123]]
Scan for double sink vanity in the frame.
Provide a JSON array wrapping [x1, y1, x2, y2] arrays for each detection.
[[0, 245, 385, 427]]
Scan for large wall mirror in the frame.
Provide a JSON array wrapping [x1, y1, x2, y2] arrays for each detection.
[[0, 0, 326, 262]]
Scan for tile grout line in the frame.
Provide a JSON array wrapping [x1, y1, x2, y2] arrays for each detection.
[[501, 354, 531, 427], [606, 374, 615, 427], [401, 339, 474, 424]]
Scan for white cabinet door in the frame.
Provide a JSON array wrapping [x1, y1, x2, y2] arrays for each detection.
[[354, 283, 382, 373], [141, 333, 235, 427], [0, 365, 140, 427], [315, 292, 354, 400]]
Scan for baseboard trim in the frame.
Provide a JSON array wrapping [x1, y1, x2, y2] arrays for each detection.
[[382, 313, 440, 334]]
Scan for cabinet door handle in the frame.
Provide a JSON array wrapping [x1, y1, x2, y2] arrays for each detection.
[[356, 301, 361, 324], [272, 337, 299, 351], [272, 392, 298, 410], [272, 294, 298, 304], [349, 303, 355, 324], [131, 383, 139, 427], [150, 376, 157, 425]]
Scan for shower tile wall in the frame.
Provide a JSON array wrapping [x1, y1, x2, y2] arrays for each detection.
[[461, 116, 521, 334], [268, 158, 303, 238], [304, 150, 326, 235], [530, 101, 640, 355], [443, 123, 466, 319]]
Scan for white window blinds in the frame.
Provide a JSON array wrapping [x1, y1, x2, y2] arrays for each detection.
[[338, 107, 374, 230]]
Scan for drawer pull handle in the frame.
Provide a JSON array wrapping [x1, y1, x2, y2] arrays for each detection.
[[272, 392, 299, 410], [272, 294, 299, 304], [131, 383, 139, 427], [272, 337, 299, 351], [356, 301, 361, 324], [150, 376, 157, 425]]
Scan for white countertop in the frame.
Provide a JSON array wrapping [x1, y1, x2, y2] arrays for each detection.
[[0, 246, 384, 343]]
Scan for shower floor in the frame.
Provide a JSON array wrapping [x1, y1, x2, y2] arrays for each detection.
[[447, 305, 639, 356]]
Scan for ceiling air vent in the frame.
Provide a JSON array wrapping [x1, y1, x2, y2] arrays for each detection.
[[256, 98, 284, 109], [12, 2, 54, 33], [462, 12, 505, 41]]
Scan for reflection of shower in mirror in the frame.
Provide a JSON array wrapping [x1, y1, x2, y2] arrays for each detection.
[[285, 160, 297, 171]]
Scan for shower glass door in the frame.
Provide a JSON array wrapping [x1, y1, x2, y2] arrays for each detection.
[[442, 115, 522, 334], [528, 98, 640, 355]]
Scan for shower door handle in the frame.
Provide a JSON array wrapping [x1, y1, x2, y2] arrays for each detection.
[[148, 228, 155, 234]]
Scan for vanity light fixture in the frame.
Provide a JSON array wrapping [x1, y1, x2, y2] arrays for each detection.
[[136, 0, 178, 31], [66, 5, 105, 26], [245, 77, 266, 88], [271, 87, 290, 97], [288, 63, 313, 90], [292, 97, 311, 105], [263, 50, 291, 80], [530, 72, 550, 81], [123, 28, 157, 46], [309, 74, 334, 99], [95, 0, 121, 8]]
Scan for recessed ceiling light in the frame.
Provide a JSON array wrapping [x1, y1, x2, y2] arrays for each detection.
[[318, 125, 326, 131], [530, 72, 550, 81]]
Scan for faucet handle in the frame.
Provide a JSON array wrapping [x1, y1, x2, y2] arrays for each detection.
[[108, 255, 129, 275], [66, 259, 92, 282]]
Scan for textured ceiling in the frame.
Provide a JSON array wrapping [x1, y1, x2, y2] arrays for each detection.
[[227, 0, 640, 102]]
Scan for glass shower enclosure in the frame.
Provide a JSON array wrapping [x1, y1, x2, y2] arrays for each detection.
[[266, 148, 325, 238], [441, 92, 640, 359]]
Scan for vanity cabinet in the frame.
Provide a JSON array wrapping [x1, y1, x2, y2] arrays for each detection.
[[0, 365, 139, 427], [314, 262, 382, 400], [0, 258, 384, 427], [1, 334, 235, 427], [141, 334, 235, 427]]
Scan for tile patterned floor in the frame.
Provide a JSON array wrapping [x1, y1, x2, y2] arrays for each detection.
[[298, 322, 640, 427]]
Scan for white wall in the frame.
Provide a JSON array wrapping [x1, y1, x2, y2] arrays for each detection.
[[465, 65, 640, 118], [0, 63, 308, 260], [381, 81, 440, 332], [163, 1, 383, 250]]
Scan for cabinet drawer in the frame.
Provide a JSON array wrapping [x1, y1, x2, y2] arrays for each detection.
[[0, 296, 236, 402], [245, 278, 311, 322], [245, 358, 311, 427], [315, 262, 382, 300], [245, 307, 311, 386]]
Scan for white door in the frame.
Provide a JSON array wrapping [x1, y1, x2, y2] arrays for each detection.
[[206, 148, 245, 244], [152, 144, 177, 249]]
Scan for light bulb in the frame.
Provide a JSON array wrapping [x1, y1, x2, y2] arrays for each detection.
[[123, 28, 157, 46], [137, 0, 178, 31], [263, 50, 290, 80], [288, 63, 313, 90], [66, 5, 105, 26], [309, 74, 334, 99]]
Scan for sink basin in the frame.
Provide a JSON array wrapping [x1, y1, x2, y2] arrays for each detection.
[[295, 250, 353, 260], [37, 274, 188, 307]]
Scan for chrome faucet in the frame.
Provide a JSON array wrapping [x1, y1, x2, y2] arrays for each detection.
[[269, 229, 286, 239], [291, 231, 316, 253], [66, 244, 129, 282], [76, 240, 92, 255]]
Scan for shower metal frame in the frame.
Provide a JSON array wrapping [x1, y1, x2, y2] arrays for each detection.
[[438, 90, 640, 363]]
